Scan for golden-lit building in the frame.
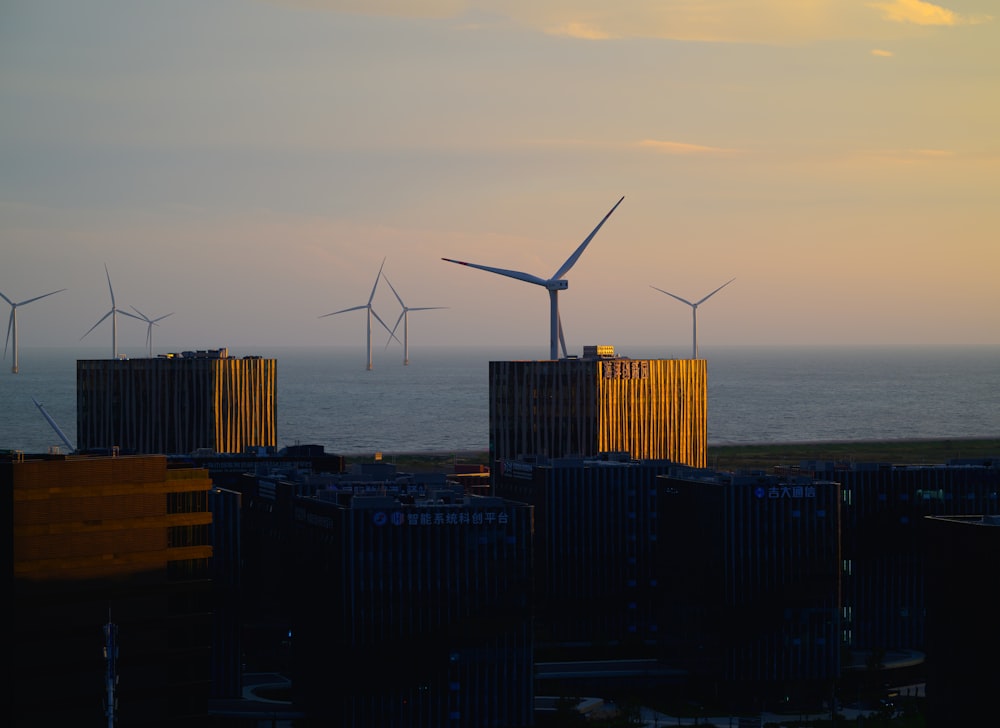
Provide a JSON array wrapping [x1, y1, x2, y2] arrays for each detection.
[[3, 452, 215, 725], [76, 348, 277, 455], [489, 347, 707, 469]]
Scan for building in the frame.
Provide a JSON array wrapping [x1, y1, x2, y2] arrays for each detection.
[[236, 464, 535, 727], [493, 453, 684, 658], [798, 459, 1000, 655], [923, 514, 1000, 725], [76, 348, 277, 455], [3, 452, 215, 726], [489, 346, 707, 471], [659, 470, 842, 709]]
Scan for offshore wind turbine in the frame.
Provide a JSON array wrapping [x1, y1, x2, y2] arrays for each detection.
[[319, 258, 398, 371], [131, 306, 174, 357], [1, 287, 66, 374], [80, 264, 142, 359], [650, 277, 735, 359], [382, 275, 447, 366], [442, 195, 624, 360]]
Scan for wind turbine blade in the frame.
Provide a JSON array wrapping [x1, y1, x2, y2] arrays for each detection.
[[152, 313, 174, 323], [81, 310, 113, 340], [130, 305, 151, 323], [557, 312, 568, 359], [441, 258, 548, 287], [387, 311, 405, 342], [0, 291, 13, 306], [371, 309, 401, 344], [3, 309, 13, 358], [650, 286, 695, 307], [16, 289, 66, 307], [695, 278, 736, 306], [104, 264, 116, 308], [551, 195, 624, 281], [319, 304, 367, 318], [117, 309, 145, 322], [367, 258, 386, 305], [407, 306, 448, 312], [383, 275, 405, 309]]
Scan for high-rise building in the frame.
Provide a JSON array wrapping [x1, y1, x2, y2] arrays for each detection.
[[3, 452, 215, 726], [489, 347, 707, 470], [237, 466, 535, 727], [76, 348, 277, 454], [798, 459, 1000, 654], [660, 470, 842, 709], [924, 514, 1000, 725]]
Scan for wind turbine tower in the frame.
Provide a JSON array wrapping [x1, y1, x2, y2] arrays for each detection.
[[1, 287, 65, 374], [320, 258, 398, 371], [443, 196, 624, 360], [131, 306, 174, 358], [81, 264, 142, 359], [650, 278, 735, 359], [383, 275, 446, 365]]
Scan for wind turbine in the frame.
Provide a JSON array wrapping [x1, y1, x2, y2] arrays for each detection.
[[1, 286, 65, 374], [650, 278, 735, 359], [382, 275, 447, 365], [131, 306, 174, 357], [80, 264, 142, 359], [442, 195, 624, 360], [319, 258, 399, 371]]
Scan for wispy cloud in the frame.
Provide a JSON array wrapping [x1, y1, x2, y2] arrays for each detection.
[[869, 0, 991, 26], [639, 139, 737, 155], [871, 48, 894, 56]]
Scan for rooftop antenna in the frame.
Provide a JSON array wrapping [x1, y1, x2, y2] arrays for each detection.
[[650, 277, 735, 358], [442, 196, 624, 360], [382, 274, 446, 365], [32, 396, 76, 453], [1, 287, 66, 374], [130, 306, 173, 357], [81, 264, 142, 359], [319, 258, 399, 371]]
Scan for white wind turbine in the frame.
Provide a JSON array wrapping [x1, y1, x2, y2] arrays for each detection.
[[320, 258, 399, 371], [80, 264, 142, 359], [131, 306, 174, 357], [1, 286, 66, 374], [383, 274, 447, 366], [650, 277, 735, 359], [442, 196, 624, 360]]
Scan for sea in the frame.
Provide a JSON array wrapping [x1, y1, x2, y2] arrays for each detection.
[[1, 344, 997, 456]]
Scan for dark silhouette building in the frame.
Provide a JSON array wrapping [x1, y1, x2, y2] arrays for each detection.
[[799, 459, 1000, 655], [76, 348, 277, 454], [660, 470, 842, 709], [3, 452, 215, 726], [489, 346, 707, 472], [493, 453, 683, 658], [924, 514, 1000, 725], [237, 465, 535, 727]]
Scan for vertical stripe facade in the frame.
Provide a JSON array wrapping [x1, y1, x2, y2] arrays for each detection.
[[489, 358, 706, 469], [77, 356, 277, 454]]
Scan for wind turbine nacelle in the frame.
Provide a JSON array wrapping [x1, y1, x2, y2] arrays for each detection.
[[546, 280, 569, 291]]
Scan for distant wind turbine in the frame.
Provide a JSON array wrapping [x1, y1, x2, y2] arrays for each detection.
[[320, 258, 399, 371], [80, 264, 142, 359], [383, 275, 447, 365], [650, 278, 735, 359], [1, 286, 65, 374], [442, 196, 624, 360], [131, 306, 174, 357]]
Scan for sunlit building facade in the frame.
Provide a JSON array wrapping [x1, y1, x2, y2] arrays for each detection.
[[77, 348, 277, 455], [4, 452, 215, 726], [489, 349, 707, 471]]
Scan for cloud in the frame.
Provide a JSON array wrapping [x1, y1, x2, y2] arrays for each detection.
[[871, 48, 894, 56], [639, 139, 736, 155], [869, 0, 990, 26]]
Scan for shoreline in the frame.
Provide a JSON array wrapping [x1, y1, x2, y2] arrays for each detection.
[[343, 437, 1000, 472]]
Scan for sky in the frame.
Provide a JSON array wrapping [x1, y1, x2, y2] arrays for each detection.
[[2, 0, 998, 361]]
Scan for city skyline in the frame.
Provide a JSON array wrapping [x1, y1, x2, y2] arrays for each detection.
[[2, 1, 998, 355]]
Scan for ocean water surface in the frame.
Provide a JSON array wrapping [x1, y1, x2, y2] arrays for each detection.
[[1, 344, 997, 455]]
